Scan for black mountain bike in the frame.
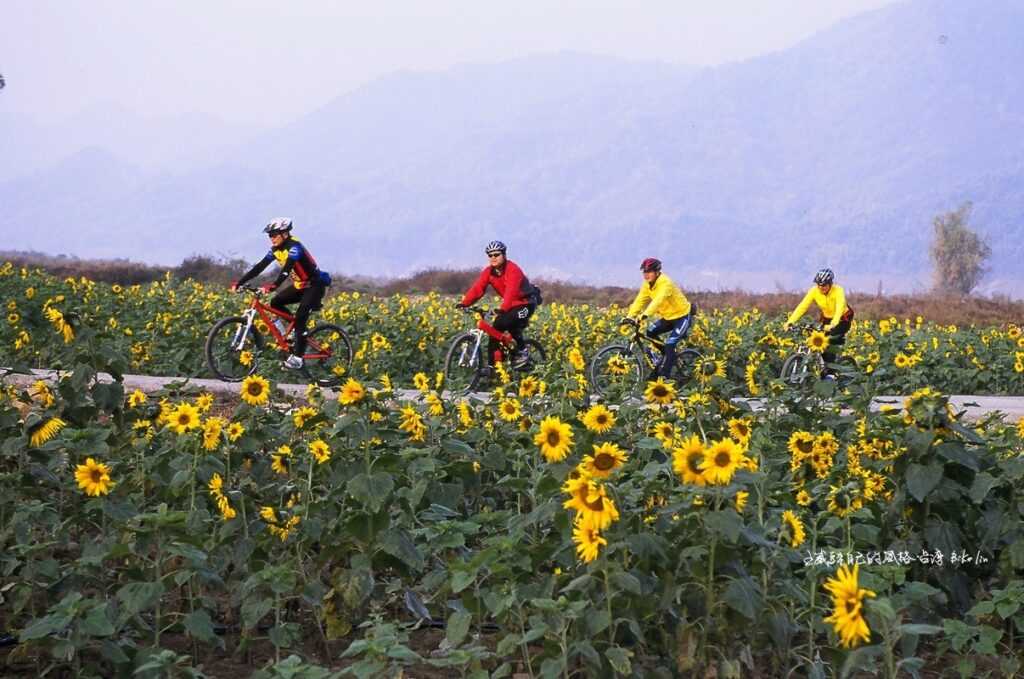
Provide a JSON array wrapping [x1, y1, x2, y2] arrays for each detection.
[[779, 323, 857, 389], [588, 318, 702, 399]]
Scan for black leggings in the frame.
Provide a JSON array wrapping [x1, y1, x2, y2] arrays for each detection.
[[490, 305, 534, 361], [822, 317, 851, 366], [271, 283, 326, 355]]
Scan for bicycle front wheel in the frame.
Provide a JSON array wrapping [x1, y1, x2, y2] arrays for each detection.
[[780, 352, 813, 387], [588, 344, 643, 399], [301, 323, 353, 388], [444, 333, 484, 396], [205, 316, 262, 382]]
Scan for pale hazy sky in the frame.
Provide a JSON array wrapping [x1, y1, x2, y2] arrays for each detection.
[[2, 0, 896, 126]]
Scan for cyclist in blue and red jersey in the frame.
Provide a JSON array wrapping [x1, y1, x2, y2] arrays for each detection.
[[231, 218, 332, 369], [457, 240, 539, 368]]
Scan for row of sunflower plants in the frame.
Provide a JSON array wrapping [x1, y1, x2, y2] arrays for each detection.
[[2, 262, 1024, 396], [3, 314, 1024, 677]]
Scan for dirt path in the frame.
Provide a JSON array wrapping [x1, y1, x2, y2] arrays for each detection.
[[5, 368, 1024, 421]]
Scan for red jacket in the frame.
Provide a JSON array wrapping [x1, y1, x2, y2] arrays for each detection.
[[461, 260, 532, 312]]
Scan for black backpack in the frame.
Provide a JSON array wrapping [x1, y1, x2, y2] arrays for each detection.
[[527, 284, 543, 308]]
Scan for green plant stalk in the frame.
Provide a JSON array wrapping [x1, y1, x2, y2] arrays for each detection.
[[603, 565, 615, 648], [305, 457, 314, 521], [274, 590, 282, 665], [808, 517, 819, 661], [516, 603, 536, 679]]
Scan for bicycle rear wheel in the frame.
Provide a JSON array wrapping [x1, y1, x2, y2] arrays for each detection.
[[512, 339, 547, 375], [588, 344, 643, 399], [300, 323, 353, 387], [445, 333, 484, 396], [672, 348, 703, 387], [205, 316, 263, 382]]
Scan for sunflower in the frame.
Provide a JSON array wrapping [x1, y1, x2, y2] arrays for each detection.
[[697, 357, 726, 384], [29, 417, 67, 448], [787, 431, 815, 459], [127, 389, 147, 408], [518, 375, 541, 398], [75, 457, 114, 496], [795, 489, 812, 506], [573, 521, 607, 563], [734, 490, 749, 512], [497, 398, 522, 422], [700, 438, 742, 486], [827, 485, 862, 518], [399, 405, 427, 442], [227, 422, 245, 441], [339, 378, 366, 406], [606, 353, 631, 376], [672, 435, 707, 486], [893, 352, 910, 369], [195, 392, 214, 412], [644, 378, 676, 405], [580, 442, 627, 479], [309, 439, 331, 464], [823, 564, 876, 648], [651, 421, 677, 447], [202, 417, 225, 451], [814, 431, 839, 456], [563, 478, 620, 530], [412, 372, 430, 392], [420, 392, 442, 417], [240, 375, 270, 406], [581, 404, 616, 433], [169, 402, 201, 435], [370, 333, 391, 351], [1018, 416, 1024, 439], [30, 380, 54, 407], [727, 417, 753, 444], [292, 406, 318, 428], [457, 400, 474, 428], [567, 347, 585, 372], [781, 509, 806, 547], [807, 331, 829, 353], [207, 473, 224, 495], [534, 416, 574, 462]]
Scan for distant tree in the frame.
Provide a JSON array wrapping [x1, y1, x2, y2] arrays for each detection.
[[929, 202, 991, 296]]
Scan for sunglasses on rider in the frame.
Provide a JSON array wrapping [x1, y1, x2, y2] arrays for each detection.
[[487, 252, 504, 258]]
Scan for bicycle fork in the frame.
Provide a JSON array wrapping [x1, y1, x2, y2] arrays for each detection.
[[232, 310, 257, 351], [457, 330, 485, 369]]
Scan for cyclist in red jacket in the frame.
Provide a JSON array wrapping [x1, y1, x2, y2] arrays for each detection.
[[457, 240, 538, 368]]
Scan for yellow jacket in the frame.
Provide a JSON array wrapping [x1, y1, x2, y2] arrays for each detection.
[[628, 273, 691, 321], [787, 284, 849, 330]]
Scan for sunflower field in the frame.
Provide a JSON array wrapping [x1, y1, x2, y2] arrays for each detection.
[[2, 263, 1024, 678]]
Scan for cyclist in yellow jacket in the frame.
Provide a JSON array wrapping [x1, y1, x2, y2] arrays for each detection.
[[783, 268, 854, 371], [626, 258, 694, 380]]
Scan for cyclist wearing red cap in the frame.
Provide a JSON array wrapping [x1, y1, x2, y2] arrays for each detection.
[[626, 258, 694, 380], [457, 240, 540, 367]]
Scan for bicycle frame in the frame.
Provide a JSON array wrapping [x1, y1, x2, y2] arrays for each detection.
[[621, 319, 670, 369], [232, 287, 333, 360]]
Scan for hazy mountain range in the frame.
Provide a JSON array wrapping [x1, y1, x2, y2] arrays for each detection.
[[2, 0, 1023, 293]]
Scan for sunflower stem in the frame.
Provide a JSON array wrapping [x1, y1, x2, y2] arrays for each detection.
[[602, 565, 615, 648]]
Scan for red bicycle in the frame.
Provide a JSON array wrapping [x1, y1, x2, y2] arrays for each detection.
[[204, 284, 353, 386]]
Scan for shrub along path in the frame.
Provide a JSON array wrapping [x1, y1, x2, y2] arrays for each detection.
[[5, 368, 1024, 420]]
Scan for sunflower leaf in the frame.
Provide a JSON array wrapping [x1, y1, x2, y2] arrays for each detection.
[[906, 463, 943, 502]]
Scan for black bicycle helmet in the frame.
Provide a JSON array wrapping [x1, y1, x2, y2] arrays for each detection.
[[641, 257, 662, 273], [485, 240, 507, 255], [263, 218, 293, 235], [814, 268, 835, 286]]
